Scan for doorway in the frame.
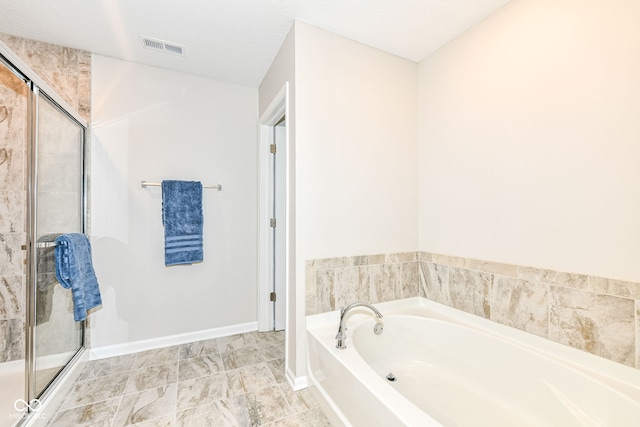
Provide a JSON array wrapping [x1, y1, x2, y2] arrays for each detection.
[[271, 118, 286, 330], [258, 84, 288, 333]]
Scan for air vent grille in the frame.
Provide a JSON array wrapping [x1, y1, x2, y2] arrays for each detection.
[[141, 36, 186, 57]]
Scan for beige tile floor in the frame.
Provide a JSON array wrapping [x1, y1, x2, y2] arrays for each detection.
[[45, 331, 331, 426]]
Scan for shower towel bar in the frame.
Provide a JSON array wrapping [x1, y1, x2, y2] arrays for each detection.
[[141, 180, 222, 191], [35, 233, 90, 248], [36, 241, 58, 248]]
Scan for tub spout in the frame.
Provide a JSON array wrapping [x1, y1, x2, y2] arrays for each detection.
[[336, 302, 383, 350]]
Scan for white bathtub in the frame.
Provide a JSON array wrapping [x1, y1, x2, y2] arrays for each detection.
[[306, 297, 640, 426]]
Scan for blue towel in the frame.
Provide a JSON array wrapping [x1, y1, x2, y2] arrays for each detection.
[[162, 180, 204, 266], [54, 233, 102, 322]]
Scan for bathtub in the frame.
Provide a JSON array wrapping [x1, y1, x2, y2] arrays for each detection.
[[306, 297, 640, 426]]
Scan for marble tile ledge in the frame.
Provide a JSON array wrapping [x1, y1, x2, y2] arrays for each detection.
[[420, 252, 640, 301]]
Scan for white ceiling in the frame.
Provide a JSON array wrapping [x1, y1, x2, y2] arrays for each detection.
[[0, 0, 511, 88]]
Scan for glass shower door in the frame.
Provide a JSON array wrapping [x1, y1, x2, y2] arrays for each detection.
[[32, 93, 84, 397]]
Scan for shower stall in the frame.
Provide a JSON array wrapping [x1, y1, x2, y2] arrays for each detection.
[[0, 43, 88, 426]]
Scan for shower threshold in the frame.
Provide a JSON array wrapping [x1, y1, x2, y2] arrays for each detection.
[[0, 360, 25, 427]]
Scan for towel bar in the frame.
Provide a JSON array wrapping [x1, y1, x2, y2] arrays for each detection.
[[35, 233, 90, 248], [36, 241, 58, 248], [141, 181, 222, 191]]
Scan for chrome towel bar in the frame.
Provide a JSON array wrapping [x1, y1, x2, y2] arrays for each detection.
[[36, 241, 58, 248], [140, 180, 222, 191]]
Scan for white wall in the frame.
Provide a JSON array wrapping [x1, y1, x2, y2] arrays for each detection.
[[295, 22, 419, 260], [90, 55, 259, 348], [418, 0, 640, 282], [294, 22, 419, 377], [259, 28, 295, 118]]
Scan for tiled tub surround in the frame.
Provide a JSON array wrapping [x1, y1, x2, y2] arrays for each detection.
[[45, 331, 329, 427], [306, 252, 640, 369], [306, 252, 420, 317]]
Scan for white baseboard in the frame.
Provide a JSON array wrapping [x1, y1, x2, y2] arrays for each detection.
[[286, 366, 308, 391], [89, 321, 258, 360]]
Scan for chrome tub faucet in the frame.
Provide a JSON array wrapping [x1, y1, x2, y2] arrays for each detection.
[[335, 302, 383, 350]]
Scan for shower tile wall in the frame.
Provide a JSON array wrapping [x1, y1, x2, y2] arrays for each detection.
[[0, 34, 91, 122], [0, 33, 91, 364], [0, 49, 28, 365], [306, 251, 640, 370]]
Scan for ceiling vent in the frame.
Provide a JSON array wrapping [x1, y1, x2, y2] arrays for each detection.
[[141, 36, 186, 57]]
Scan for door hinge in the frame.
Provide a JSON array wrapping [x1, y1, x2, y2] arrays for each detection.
[[270, 143, 276, 154], [270, 292, 277, 302], [270, 218, 276, 228]]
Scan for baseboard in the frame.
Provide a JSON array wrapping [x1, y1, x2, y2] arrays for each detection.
[[286, 366, 308, 391], [89, 321, 258, 360]]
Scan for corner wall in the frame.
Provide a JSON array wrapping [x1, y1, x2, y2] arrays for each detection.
[[295, 23, 419, 261], [259, 22, 420, 383], [293, 22, 419, 381]]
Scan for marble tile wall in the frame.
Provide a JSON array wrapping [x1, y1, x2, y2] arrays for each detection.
[[0, 40, 28, 365], [0, 34, 91, 123], [305, 252, 420, 316], [306, 251, 640, 370], [0, 33, 91, 364]]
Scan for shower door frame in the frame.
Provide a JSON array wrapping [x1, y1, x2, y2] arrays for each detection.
[[0, 42, 89, 417], [28, 86, 88, 401]]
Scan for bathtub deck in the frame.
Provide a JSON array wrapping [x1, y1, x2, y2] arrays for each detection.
[[0, 362, 25, 427]]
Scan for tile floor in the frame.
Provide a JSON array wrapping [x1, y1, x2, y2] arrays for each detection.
[[45, 331, 332, 426]]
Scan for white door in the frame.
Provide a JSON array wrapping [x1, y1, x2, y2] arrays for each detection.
[[272, 120, 286, 330]]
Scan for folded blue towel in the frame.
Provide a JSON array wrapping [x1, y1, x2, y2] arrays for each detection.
[[54, 233, 102, 322], [162, 180, 204, 266]]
